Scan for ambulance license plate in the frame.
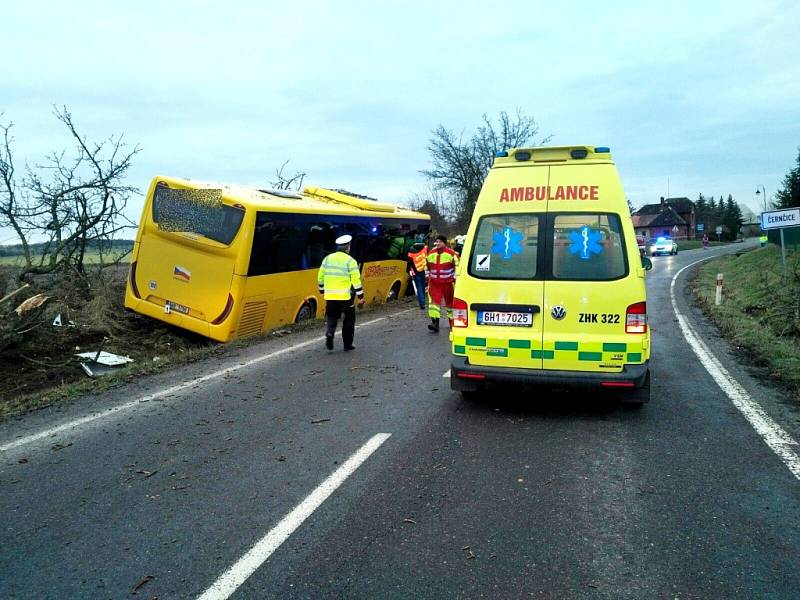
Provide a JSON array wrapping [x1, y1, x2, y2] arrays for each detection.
[[477, 311, 532, 326]]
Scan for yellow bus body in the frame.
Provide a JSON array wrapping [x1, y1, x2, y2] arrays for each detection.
[[124, 176, 430, 342]]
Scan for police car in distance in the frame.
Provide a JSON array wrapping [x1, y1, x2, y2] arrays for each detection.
[[649, 236, 678, 256]]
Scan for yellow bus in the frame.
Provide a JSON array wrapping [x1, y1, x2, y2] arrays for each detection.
[[124, 176, 430, 342]]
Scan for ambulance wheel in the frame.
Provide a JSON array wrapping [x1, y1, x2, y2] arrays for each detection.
[[386, 281, 401, 302], [622, 371, 650, 408], [295, 301, 315, 323]]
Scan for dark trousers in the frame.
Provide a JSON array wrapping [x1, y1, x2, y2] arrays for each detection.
[[325, 298, 356, 347], [412, 272, 427, 308]]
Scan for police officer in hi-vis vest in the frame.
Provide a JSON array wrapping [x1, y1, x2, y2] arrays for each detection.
[[317, 234, 365, 351]]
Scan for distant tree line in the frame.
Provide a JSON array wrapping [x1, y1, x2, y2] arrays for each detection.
[[0, 238, 133, 257], [694, 194, 743, 241]]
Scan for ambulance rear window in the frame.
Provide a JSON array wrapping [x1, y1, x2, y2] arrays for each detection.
[[551, 214, 627, 280], [469, 214, 540, 280]]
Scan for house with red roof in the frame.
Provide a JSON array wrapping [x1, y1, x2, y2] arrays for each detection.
[[632, 197, 695, 241]]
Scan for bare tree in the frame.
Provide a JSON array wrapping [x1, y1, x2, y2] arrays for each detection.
[[421, 109, 551, 227], [409, 186, 452, 236], [0, 106, 140, 283], [269, 160, 306, 191]]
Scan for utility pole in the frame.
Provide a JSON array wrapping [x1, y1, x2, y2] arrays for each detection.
[[756, 185, 767, 212]]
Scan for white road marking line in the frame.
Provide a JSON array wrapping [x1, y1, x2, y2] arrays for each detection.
[[0, 309, 415, 454], [443, 369, 450, 378], [196, 432, 391, 600], [671, 259, 800, 480]]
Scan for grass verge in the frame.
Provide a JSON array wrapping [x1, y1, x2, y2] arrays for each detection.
[[691, 244, 800, 399]]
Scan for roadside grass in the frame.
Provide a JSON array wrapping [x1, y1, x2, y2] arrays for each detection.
[[691, 244, 800, 398], [680, 239, 733, 251]]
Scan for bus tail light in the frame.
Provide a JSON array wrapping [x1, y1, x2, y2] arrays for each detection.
[[625, 302, 647, 334], [453, 297, 468, 328], [212, 294, 235, 324], [129, 261, 141, 299]]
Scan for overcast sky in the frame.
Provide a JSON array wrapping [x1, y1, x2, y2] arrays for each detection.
[[2, 0, 799, 242]]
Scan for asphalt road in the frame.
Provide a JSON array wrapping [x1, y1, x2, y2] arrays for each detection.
[[2, 240, 800, 599]]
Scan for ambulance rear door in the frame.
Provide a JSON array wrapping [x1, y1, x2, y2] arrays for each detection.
[[458, 164, 548, 370], [541, 162, 635, 374]]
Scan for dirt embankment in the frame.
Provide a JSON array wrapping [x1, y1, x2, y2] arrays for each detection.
[[0, 266, 218, 418]]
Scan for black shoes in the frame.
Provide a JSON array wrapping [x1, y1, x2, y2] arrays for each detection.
[[344, 345, 355, 351], [427, 318, 440, 333], [325, 335, 334, 350]]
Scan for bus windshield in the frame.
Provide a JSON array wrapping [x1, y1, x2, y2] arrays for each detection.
[[152, 184, 244, 245]]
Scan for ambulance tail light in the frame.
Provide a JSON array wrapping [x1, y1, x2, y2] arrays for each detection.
[[452, 298, 468, 328], [456, 371, 485, 381], [625, 302, 647, 334], [601, 381, 635, 388]]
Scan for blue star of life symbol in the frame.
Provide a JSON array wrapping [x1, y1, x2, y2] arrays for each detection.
[[491, 226, 524, 260], [568, 226, 602, 260]]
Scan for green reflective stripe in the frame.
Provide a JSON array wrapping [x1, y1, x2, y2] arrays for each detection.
[[454, 345, 466, 355], [466, 337, 486, 346], [487, 348, 508, 357], [578, 352, 603, 361], [532, 350, 555, 359], [555, 341, 579, 351], [602, 343, 627, 352], [627, 352, 642, 362], [508, 339, 531, 349]]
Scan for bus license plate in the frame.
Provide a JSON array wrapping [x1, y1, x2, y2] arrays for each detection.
[[164, 301, 189, 315], [477, 311, 532, 327]]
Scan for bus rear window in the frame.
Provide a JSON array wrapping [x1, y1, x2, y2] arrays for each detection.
[[152, 185, 244, 245]]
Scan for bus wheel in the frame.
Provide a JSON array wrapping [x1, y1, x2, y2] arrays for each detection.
[[387, 282, 401, 302], [295, 301, 315, 323]]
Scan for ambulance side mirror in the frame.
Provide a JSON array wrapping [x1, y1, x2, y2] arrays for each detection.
[[641, 256, 653, 271]]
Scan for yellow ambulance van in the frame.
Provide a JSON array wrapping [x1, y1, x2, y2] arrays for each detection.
[[449, 145, 653, 405]]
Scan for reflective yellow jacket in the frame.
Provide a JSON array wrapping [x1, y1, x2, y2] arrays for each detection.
[[317, 251, 364, 300]]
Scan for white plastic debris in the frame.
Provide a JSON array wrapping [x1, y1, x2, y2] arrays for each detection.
[[75, 351, 134, 366]]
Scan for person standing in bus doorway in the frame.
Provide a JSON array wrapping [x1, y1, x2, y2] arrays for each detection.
[[426, 235, 459, 333], [318, 234, 365, 351], [407, 241, 428, 310]]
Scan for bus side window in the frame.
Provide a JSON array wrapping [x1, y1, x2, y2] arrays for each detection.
[[249, 216, 275, 276], [305, 224, 328, 269]]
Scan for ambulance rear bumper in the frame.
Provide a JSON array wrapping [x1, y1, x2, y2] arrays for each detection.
[[450, 356, 649, 391]]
